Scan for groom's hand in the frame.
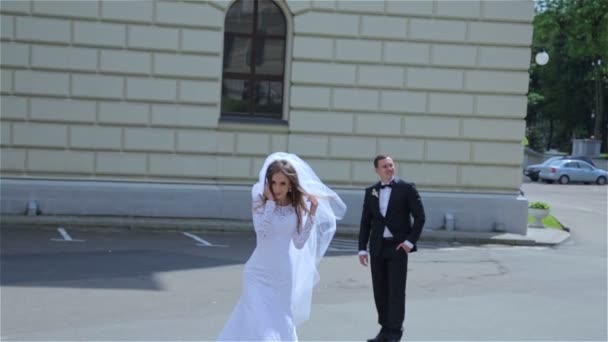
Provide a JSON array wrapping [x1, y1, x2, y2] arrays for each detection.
[[359, 254, 368, 266], [396, 243, 412, 253]]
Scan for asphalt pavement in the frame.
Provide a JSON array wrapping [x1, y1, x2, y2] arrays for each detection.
[[1, 182, 606, 341]]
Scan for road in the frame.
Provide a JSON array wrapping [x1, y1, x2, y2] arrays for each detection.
[[1, 183, 606, 341]]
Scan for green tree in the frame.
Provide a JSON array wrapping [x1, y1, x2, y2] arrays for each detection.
[[529, 0, 608, 152]]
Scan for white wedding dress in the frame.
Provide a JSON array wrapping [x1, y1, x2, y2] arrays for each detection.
[[217, 199, 314, 341]]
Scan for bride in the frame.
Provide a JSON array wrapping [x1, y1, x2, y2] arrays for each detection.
[[217, 152, 346, 341]]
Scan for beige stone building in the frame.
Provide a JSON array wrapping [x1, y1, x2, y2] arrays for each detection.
[[0, 0, 533, 234]]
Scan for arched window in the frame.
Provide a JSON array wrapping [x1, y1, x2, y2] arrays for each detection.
[[221, 0, 286, 120]]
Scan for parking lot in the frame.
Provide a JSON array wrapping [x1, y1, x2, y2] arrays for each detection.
[[1, 182, 606, 341]]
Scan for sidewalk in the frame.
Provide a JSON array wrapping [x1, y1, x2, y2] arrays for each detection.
[[0, 214, 570, 246], [420, 226, 570, 246]]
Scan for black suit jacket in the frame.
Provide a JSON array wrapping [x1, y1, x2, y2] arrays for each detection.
[[358, 178, 426, 257]]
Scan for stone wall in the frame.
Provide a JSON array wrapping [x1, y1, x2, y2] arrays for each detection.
[[1, 0, 534, 234]]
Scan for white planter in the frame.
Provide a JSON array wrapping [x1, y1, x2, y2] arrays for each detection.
[[529, 208, 549, 228]]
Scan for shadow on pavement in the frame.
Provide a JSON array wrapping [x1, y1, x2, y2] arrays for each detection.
[[0, 227, 491, 291], [0, 228, 251, 290], [0, 249, 235, 290]]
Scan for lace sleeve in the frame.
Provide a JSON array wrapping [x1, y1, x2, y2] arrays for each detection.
[[252, 198, 276, 239], [292, 214, 315, 249]]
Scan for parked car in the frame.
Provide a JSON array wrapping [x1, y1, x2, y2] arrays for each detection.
[[538, 159, 608, 185], [524, 156, 563, 181], [525, 155, 597, 181], [565, 155, 596, 167]]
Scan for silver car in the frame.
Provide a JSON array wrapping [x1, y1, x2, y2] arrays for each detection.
[[539, 159, 608, 185], [524, 156, 563, 181]]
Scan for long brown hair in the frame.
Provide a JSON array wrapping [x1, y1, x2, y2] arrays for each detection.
[[265, 159, 309, 232]]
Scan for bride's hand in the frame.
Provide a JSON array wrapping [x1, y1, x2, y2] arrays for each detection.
[[308, 195, 318, 216], [263, 183, 274, 201]]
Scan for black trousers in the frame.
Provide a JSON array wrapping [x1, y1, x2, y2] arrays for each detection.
[[370, 239, 408, 335]]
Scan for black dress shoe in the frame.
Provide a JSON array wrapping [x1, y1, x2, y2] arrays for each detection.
[[366, 331, 387, 342], [384, 332, 403, 342]]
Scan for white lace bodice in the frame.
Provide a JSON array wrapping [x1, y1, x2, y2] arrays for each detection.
[[252, 198, 314, 249]]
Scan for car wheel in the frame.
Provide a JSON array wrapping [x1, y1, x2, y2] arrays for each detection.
[[558, 175, 570, 184], [530, 175, 539, 182], [597, 176, 607, 185]]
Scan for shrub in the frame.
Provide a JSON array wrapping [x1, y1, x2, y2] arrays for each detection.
[[525, 127, 545, 152], [529, 201, 550, 210]]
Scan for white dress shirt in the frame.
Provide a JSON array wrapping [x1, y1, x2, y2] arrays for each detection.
[[359, 177, 414, 256]]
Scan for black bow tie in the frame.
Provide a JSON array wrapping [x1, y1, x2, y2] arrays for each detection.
[[380, 182, 394, 189]]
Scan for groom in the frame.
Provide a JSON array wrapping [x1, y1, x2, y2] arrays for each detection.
[[358, 154, 426, 342]]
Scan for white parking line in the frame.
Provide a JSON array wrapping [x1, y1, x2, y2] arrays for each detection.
[[50, 228, 84, 242], [58, 228, 72, 241], [182, 232, 228, 247], [183, 232, 211, 246]]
